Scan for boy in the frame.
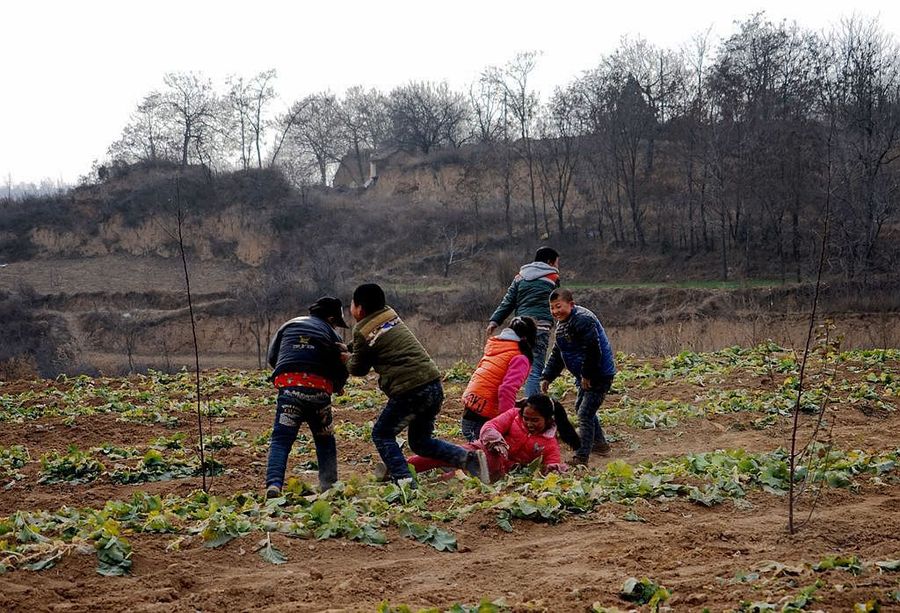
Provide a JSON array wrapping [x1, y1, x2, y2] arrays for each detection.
[[486, 247, 560, 397], [540, 288, 616, 465], [264, 296, 350, 497], [347, 283, 488, 484]]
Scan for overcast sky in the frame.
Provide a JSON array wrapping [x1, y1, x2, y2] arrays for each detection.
[[2, 0, 897, 185]]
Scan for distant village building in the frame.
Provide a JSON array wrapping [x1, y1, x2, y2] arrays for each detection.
[[332, 148, 406, 189]]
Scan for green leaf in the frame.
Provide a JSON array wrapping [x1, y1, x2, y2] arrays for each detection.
[[496, 514, 513, 533], [255, 534, 287, 565], [24, 551, 63, 571], [876, 560, 900, 572], [622, 510, 646, 523], [309, 500, 332, 525]]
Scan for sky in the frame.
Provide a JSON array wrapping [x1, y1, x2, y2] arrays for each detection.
[[2, 0, 898, 186]]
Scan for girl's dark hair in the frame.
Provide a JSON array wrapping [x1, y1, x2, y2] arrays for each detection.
[[509, 316, 537, 364], [519, 394, 581, 450]]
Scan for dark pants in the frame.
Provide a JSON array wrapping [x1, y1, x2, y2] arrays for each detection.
[[460, 410, 488, 443], [575, 376, 613, 458], [372, 379, 468, 480], [266, 386, 337, 490], [523, 328, 550, 398]]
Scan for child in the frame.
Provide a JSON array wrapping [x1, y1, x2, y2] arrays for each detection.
[[346, 283, 489, 484], [486, 247, 560, 397], [460, 316, 537, 442], [264, 296, 350, 497], [540, 288, 616, 465], [409, 394, 579, 483]]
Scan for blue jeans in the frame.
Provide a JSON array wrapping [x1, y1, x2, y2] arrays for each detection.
[[575, 376, 613, 458], [460, 412, 488, 443], [372, 380, 468, 480], [266, 387, 337, 490], [523, 329, 550, 398]]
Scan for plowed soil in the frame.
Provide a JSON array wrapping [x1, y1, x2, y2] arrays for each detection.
[[1, 356, 899, 613]]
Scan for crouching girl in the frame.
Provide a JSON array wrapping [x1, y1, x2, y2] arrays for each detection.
[[409, 394, 579, 483]]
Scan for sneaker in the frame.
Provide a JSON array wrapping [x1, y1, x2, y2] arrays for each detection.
[[265, 485, 282, 500], [592, 441, 611, 456], [464, 450, 490, 484], [394, 476, 418, 489], [569, 455, 590, 466], [372, 461, 390, 482]]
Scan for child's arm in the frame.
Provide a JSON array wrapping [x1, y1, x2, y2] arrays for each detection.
[[266, 324, 286, 370], [575, 316, 602, 386], [479, 408, 517, 457], [488, 278, 519, 327], [497, 355, 530, 412], [540, 341, 565, 390], [540, 437, 567, 473], [346, 330, 374, 376]]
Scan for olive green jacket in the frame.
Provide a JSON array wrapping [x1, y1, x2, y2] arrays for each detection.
[[347, 306, 441, 397]]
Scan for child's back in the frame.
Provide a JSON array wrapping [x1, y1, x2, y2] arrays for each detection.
[[347, 305, 440, 396]]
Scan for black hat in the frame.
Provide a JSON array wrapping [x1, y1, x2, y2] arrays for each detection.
[[309, 296, 349, 328]]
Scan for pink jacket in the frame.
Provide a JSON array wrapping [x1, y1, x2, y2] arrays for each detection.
[[478, 408, 566, 478]]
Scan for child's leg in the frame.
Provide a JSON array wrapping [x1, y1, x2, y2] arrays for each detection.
[[304, 394, 337, 490], [404, 381, 468, 468], [371, 394, 417, 481], [265, 391, 302, 488], [523, 329, 550, 397], [408, 454, 456, 474], [575, 386, 607, 459], [459, 413, 487, 443]]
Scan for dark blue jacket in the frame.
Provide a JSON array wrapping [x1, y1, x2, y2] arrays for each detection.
[[542, 305, 615, 383], [267, 315, 349, 392]]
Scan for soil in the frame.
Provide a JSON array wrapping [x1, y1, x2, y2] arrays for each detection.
[[1, 358, 899, 612]]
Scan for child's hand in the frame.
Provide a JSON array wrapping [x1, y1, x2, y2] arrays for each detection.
[[488, 440, 509, 459], [540, 379, 550, 393], [581, 377, 592, 390]]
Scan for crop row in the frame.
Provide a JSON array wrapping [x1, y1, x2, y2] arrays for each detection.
[[2, 445, 897, 576]]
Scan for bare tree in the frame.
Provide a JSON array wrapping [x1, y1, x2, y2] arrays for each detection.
[[535, 85, 581, 237], [162, 72, 220, 168], [335, 86, 390, 185], [483, 51, 542, 236], [286, 92, 344, 185], [388, 81, 470, 154], [108, 92, 177, 164]]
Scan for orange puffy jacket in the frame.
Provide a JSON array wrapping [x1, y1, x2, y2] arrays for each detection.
[[462, 337, 525, 419]]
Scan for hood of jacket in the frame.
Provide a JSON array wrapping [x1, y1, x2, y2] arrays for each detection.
[[518, 261, 559, 282]]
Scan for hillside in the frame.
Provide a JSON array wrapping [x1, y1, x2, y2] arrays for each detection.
[[0, 161, 898, 377]]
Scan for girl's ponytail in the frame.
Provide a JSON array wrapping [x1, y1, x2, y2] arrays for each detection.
[[552, 399, 581, 450], [509, 316, 538, 364]]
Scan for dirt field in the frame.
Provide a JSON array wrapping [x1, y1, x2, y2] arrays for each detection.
[[1, 347, 898, 612]]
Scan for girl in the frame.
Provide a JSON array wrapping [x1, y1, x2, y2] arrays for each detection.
[[460, 316, 538, 442], [409, 394, 580, 483]]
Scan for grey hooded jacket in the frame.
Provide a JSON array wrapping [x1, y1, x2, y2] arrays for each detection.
[[489, 261, 560, 326]]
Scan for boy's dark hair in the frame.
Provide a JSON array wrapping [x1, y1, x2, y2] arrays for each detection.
[[534, 246, 559, 264], [352, 283, 386, 315], [519, 394, 581, 450], [509, 316, 538, 364], [549, 288, 574, 302]]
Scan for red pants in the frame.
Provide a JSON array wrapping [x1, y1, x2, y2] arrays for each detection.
[[408, 442, 506, 482]]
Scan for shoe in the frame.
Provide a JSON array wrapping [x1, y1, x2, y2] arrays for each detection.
[[592, 441, 611, 456], [464, 450, 490, 484], [373, 461, 390, 482], [569, 455, 589, 466], [265, 485, 282, 500], [394, 476, 418, 489]]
